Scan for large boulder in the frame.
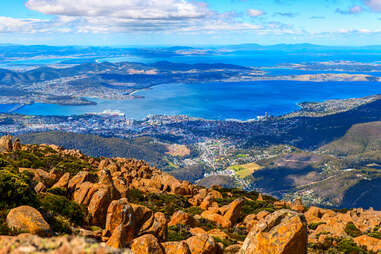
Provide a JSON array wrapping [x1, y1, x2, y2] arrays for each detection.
[[162, 241, 191, 254], [223, 198, 244, 225], [68, 171, 90, 192], [73, 181, 93, 205], [130, 234, 164, 254], [6, 206, 51, 236], [12, 138, 21, 151], [168, 211, 195, 227], [139, 212, 168, 242], [104, 198, 135, 237], [51, 172, 70, 189], [0, 135, 12, 152], [88, 186, 113, 227], [239, 209, 307, 254], [130, 204, 153, 231], [185, 233, 218, 254], [201, 210, 231, 228]]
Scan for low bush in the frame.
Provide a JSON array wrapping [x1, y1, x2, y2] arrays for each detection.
[[38, 193, 86, 225], [308, 222, 327, 230], [0, 169, 38, 209], [168, 225, 192, 241], [345, 222, 362, 238]]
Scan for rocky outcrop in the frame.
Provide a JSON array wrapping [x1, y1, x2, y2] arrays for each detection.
[[6, 206, 51, 237], [2, 138, 381, 254], [353, 235, 381, 252], [0, 233, 132, 254], [12, 138, 21, 151], [239, 209, 307, 254]]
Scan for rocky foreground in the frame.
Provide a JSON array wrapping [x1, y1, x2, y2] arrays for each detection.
[[0, 135, 380, 254]]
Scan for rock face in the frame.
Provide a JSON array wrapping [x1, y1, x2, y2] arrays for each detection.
[[353, 235, 381, 252], [0, 135, 12, 152], [130, 234, 164, 254], [239, 209, 307, 254], [6, 206, 51, 237]]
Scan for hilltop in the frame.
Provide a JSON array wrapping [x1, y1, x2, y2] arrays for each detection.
[[0, 136, 380, 253]]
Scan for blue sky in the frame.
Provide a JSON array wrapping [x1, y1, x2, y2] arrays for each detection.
[[0, 0, 381, 46]]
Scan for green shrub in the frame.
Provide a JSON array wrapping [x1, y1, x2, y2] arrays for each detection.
[[198, 218, 217, 231], [38, 193, 86, 225], [184, 207, 203, 216], [309, 222, 326, 230], [168, 225, 192, 241], [335, 239, 367, 254], [125, 188, 146, 203], [0, 169, 38, 209], [213, 237, 237, 247], [126, 190, 191, 218], [0, 209, 9, 235], [368, 231, 381, 240], [47, 215, 72, 234], [47, 187, 67, 196], [345, 222, 362, 238]]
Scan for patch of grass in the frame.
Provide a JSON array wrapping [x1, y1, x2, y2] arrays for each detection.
[[335, 239, 368, 254], [168, 225, 192, 241], [126, 189, 190, 218], [184, 206, 203, 216], [228, 162, 263, 178], [90, 226, 102, 232], [198, 218, 217, 231], [345, 222, 362, 238]]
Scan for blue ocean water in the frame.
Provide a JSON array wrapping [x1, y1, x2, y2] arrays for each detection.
[[7, 81, 381, 120]]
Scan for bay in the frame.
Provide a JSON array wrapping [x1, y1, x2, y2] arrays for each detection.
[[7, 81, 381, 120]]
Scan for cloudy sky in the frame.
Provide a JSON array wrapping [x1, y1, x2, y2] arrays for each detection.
[[1, 0, 381, 46]]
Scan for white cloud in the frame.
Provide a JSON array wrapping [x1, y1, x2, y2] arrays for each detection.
[[248, 9, 265, 17], [0, 16, 51, 33], [26, 0, 209, 20], [364, 0, 381, 11]]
